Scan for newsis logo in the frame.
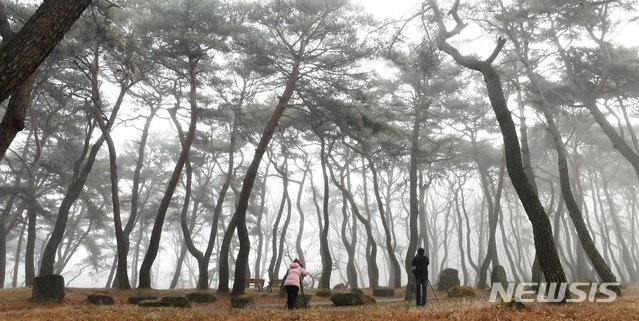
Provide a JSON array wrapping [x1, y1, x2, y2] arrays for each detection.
[[488, 282, 619, 303]]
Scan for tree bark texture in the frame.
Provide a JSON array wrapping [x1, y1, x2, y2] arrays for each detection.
[[428, 0, 567, 292]]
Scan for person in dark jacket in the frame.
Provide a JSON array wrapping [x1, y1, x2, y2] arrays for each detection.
[[411, 247, 430, 306]]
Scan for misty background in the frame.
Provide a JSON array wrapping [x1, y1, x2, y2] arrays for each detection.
[[1, 0, 638, 293]]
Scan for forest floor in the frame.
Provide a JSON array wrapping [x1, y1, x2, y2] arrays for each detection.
[[0, 284, 638, 320]]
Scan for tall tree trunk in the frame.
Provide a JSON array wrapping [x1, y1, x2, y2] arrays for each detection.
[[0, 0, 92, 159], [89, 45, 130, 289], [217, 212, 238, 293], [176, 154, 197, 289], [477, 150, 506, 290], [429, 0, 567, 293], [230, 52, 303, 295], [515, 75, 543, 285], [365, 155, 402, 288], [317, 137, 333, 289], [39, 67, 131, 276], [12, 218, 27, 287], [294, 167, 308, 272], [338, 156, 357, 288], [169, 238, 189, 289], [120, 100, 159, 286], [600, 169, 638, 281], [588, 168, 625, 281], [0, 0, 92, 103], [515, 39, 620, 292], [138, 59, 198, 288], [404, 109, 422, 300], [254, 160, 269, 280], [328, 150, 379, 288], [453, 182, 470, 285], [268, 156, 289, 280]]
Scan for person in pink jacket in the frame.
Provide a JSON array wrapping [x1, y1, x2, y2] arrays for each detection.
[[284, 258, 307, 309]]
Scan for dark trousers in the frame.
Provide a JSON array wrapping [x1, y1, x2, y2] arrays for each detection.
[[285, 285, 299, 309], [415, 277, 428, 306]]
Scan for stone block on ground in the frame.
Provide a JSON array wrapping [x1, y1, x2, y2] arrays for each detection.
[[32, 274, 65, 303], [316, 288, 332, 297], [490, 265, 508, 290], [138, 296, 191, 308], [330, 292, 363, 306], [437, 268, 460, 291], [185, 292, 216, 303], [231, 294, 253, 308]]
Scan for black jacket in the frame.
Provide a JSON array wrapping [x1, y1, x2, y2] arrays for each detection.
[[411, 254, 429, 279]]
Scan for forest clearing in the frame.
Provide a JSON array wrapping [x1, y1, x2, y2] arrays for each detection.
[[2, 1, 639, 321], [1, 285, 639, 320]]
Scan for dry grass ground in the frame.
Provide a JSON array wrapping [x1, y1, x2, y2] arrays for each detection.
[[0, 285, 637, 320]]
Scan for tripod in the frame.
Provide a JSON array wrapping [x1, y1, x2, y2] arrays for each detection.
[[428, 279, 440, 305]]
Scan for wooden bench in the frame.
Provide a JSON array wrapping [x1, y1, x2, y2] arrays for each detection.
[[267, 278, 282, 292], [245, 278, 265, 292]]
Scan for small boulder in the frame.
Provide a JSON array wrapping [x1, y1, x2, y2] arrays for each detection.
[[331, 292, 363, 306], [437, 268, 460, 292], [316, 288, 332, 297], [32, 274, 65, 303], [185, 292, 216, 303], [231, 294, 253, 308], [139, 296, 191, 308], [490, 265, 508, 290]]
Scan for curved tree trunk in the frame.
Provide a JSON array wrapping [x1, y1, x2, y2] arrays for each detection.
[[520, 55, 620, 293], [138, 60, 198, 288], [429, 0, 567, 294], [40, 84, 128, 276], [119, 99, 159, 286], [317, 137, 333, 289], [230, 49, 303, 294], [478, 152, 505, 289], [328, 149, 379, 288], [365, 155, 402, 288], [89, 44, 130, 289], [0, 0, 92, 160], [294, 167, 308, 271], [404, 108, 422, 300]]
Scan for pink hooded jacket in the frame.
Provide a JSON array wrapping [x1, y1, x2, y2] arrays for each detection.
[[284, 262, 307, 288]]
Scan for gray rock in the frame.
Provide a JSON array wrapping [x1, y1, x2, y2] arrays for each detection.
[[330, 292, 363, 306], [437, 268, 460, 291], [32, 274, 65, 303]]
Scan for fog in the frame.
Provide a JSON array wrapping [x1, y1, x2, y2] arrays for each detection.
[[1, 0, 638, 293]]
